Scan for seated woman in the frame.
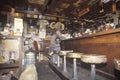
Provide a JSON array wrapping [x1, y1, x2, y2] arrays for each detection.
[[49, 30, 61, 64]]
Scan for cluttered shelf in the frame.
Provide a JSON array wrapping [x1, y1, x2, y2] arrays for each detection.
[[63, 28, 120, 41], [90, 28, 120, 37], [0, 35, 23, 78], [0, 63, 19, 80], [0, 35, 21, 39]]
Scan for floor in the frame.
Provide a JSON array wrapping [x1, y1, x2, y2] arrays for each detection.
[[36, 61, 62, 80], [36, 55, 116, 80], [50, 61, 111, 80]]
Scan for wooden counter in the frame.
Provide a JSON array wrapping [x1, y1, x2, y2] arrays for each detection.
[[0, 63, 19, 74], [61, 28, 120, 79], [0, 63, 19, 69]]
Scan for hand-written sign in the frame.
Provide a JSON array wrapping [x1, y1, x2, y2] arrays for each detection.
[[14, 18, 23, 36]]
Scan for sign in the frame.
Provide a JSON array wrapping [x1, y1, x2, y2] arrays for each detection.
[[39, 30, 46, 39], [14, 18, 23, 36]]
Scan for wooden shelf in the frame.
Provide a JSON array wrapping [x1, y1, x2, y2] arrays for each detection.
[[64, 28, 120, 41], [0, 63, 19, 69]]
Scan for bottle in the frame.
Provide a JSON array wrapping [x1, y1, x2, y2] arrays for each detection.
[[25, 48, 36, 68]]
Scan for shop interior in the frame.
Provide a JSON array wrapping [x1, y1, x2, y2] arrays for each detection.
[[0, 0, 120, 80]]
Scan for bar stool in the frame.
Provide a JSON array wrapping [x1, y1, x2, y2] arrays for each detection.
[[81, 54, 107, 80], [59, 50, 73, 72], [67, 52, 83, 80]]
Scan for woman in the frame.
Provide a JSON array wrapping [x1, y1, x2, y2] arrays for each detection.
[[49, 30, 61, 64]]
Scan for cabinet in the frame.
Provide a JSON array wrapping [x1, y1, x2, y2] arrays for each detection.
[[0, 35, 23, 78]]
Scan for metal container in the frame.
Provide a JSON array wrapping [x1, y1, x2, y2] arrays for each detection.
[[114, 59, 120, 80], [114, 58, 120, 71], [25, 50, 35, 67]]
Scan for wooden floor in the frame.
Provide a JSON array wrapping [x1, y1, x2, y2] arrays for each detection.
[[36, 61, 61, 80]]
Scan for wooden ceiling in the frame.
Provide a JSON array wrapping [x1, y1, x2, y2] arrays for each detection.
[[0, 0, 100, 17], [42, 0, 99, 17], [0, 0, 120, 33], [0, 0, 119, 19]]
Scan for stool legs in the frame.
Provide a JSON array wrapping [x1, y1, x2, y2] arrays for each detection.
[[38, 52, 41, 62], [52, 55, 55, 63], [73, 58, 78, 80], [63, 55, 67, 72], [91, 64, 96, 80], [57, 55, 60, 67]]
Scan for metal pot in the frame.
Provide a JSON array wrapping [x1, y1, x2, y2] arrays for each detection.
[[114, 58, 120, 71]]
